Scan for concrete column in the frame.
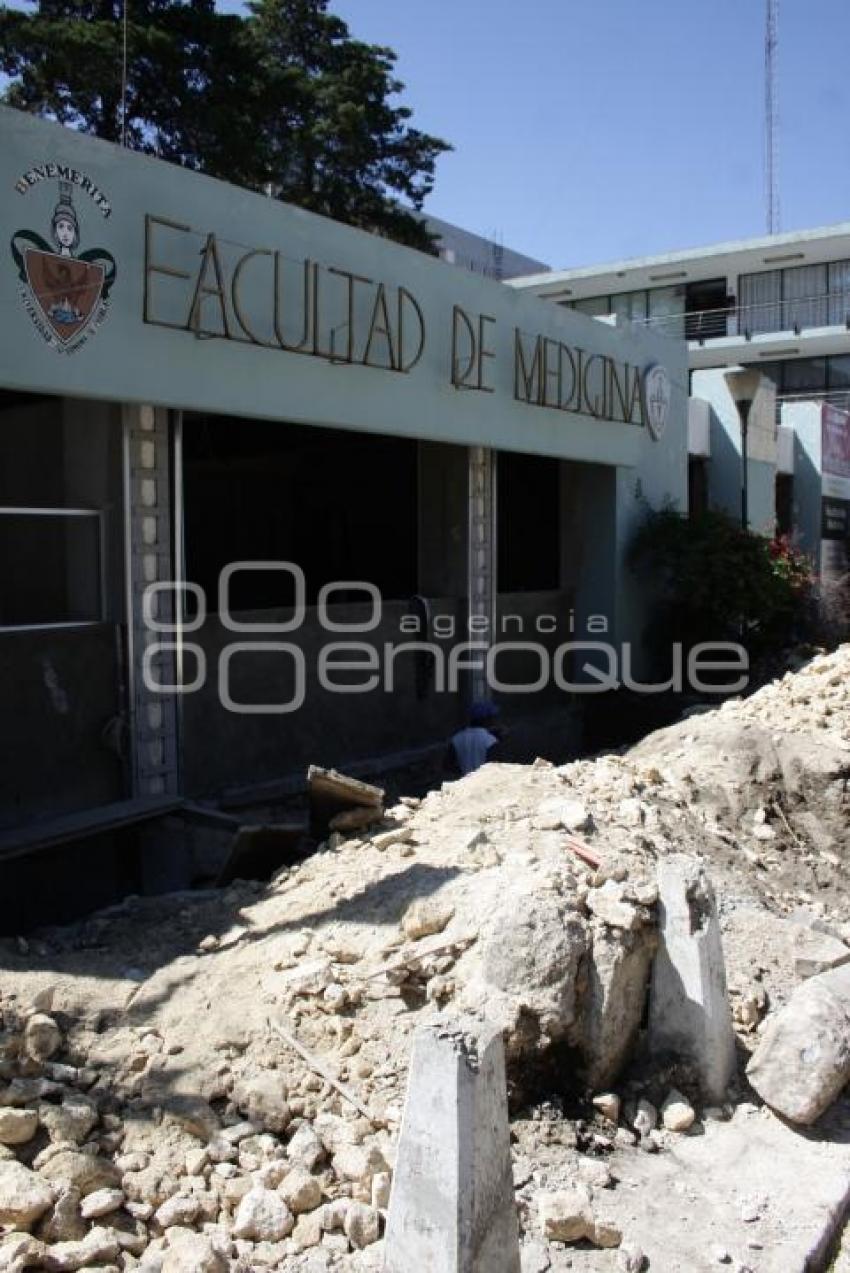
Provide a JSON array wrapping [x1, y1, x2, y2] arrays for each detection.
[[467, 446, 496, 702], [649, 855, 736, 1102], [384, 1019, 520, 1273], [123, 403, 180, 798]]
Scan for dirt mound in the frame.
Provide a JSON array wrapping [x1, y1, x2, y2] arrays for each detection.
[[0, 645, 848, 1270]]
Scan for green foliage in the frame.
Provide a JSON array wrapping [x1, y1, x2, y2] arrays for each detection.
[[0, 0, 450, 250], [631, 508, 816, 661]]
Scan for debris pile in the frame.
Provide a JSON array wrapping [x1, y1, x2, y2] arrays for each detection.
[[0, 643, 848, 1270]]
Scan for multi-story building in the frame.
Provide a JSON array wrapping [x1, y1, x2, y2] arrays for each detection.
[[510, 223, 850, 571], [425, 214, 549, 281]]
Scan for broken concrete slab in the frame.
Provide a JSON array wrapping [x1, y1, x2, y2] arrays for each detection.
[[747, 961, 850, 1124], [384, 1018, 520, 1273], [649, 855, 736, 1102], [605, 1098, 850, 1273]]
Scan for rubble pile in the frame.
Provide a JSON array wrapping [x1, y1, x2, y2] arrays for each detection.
[[0, 644, 848, 1271]]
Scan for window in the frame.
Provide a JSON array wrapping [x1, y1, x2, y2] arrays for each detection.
[[0, 510, 103, 628], [739, 270, 782, 334], [648, 285, 685, 338], [829, 261, 850, 326], [0, 392, 115, 631], [782, 357, 827, 394], [783, 264, 827, 330], [573, 296, 611, 318], [612, 291, 647, 324]]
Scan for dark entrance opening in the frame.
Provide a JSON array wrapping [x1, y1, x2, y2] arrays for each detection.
[[497, 450, 560, 591], [685, 278, 731, 340], [182, 416, 419, 608]]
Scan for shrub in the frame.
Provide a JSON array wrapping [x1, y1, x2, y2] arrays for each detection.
[[630, 508, 816, 667]]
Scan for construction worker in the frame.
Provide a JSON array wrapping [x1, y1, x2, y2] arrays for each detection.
[[446, 699, 503, 777]]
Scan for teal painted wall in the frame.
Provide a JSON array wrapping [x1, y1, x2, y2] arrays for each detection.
[[1, 107, 687, 477]]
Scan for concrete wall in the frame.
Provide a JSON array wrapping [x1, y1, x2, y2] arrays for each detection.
[[181, 599, 467, 798], [692, 369, 778, 535], [782, 401, 823, 564]]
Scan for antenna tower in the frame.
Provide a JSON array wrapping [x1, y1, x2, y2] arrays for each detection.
[[765, 0, 779, 233]]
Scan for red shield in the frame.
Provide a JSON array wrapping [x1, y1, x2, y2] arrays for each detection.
[[24, 249, 105, 345]]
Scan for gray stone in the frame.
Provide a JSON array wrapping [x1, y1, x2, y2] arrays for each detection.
[[233, 1186, 294, 1241], [0, 1160, 54, 1228], [747, 961, 850, 1124], [384, 1018, 520, 1273], [39, 1150, 120, 1197], [788, 925, 850, 980], [232, 1074, 291, 1134], [344, 1201, 381, 1249], [649, 856, 736, 1102], [0, 1107, 38, 1145], [41, 1224, 119, 1271], [577, 923, 656, 1089], [160, 1233, 227, 1273], [23, 1015, 62, 1062]]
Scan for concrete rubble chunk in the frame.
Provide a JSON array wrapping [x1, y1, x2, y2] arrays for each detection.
[[649, 855, 736, 1102], [788, 923, 850, 980], [384, 1017, 521, 1273], [0, 1160, 54, 1228], [0, 1107, 38, 1146], [747, 961, 850, 1124], [401, 898, 454, 941]]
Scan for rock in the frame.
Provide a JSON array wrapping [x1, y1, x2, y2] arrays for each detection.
[[160, 1233, 228, 1273], [287, 1124, 326, 1171], [233, 1187, 294, 1241], [279, 1166, 322, 1214], [618, 1243, 647, 1271], [37, 1187, 86, 1243], [291, 1209, 324, 1252], [39, 1150, 121, 1197], [471, 888, 586, 1058], [79, 1188, 124, 1219], [39, 1094, 98, 1144], [0, 1232, 46, 1269], [538, 1185, 593, 1242], [162, 1094, 220, 1142], [592, 1092, 621, 1123], [789, 925, 850, 980], [632, 1099, 657, 1137], [232, 1074, 291, 1134], [344, 1201, 381, 1249], [586, 882, 642, 932], [551, 800, 592, 832], [40, 1225, 119, 1271], [371, 1171, 391, 1210], [0, 1160, 54, 1228], [661, 1089, 695, 1132], [23, 1015, 62, 1062], [747, 962, 850, 1124], [578, 922, 656, 1089], [401, 899, 454, 941], [155, 1195, 200, 1228], [332, 1142, 388, 1183], [0, 1107, 38, 1145], [520, 1240, 551, 1273]]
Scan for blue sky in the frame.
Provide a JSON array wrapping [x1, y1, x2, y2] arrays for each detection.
[[8, 0, 850, 269], [319, 0, 850, 269]]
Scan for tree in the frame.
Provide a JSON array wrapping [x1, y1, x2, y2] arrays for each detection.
[[0, 0, 449, 249]]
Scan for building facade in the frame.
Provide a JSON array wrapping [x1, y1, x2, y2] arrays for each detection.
[[510, 223, 850, 569], [0, 108, 686, 899]]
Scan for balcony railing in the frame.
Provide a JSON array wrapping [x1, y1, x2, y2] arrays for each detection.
[[626, 289, 850, 342]]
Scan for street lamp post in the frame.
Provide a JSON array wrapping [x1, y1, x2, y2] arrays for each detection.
[[724, 369, 763, 530]]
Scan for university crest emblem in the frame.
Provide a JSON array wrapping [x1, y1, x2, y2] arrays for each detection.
[[11, 172, 117, 354]]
